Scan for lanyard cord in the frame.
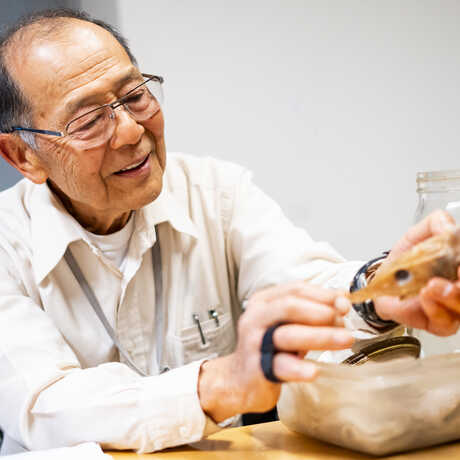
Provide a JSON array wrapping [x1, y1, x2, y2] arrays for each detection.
[[64, 227, 163, 377]]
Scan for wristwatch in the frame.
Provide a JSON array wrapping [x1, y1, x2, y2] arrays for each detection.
[[350, 253, 399, 332]]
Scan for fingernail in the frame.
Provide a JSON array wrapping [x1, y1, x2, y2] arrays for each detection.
[[441, 215, 456, 231], [443, 283, 454, 297], [334, 296, 351, 315], [429, 279, 455, 298], [334, 330, 354, 345], [301, 363, 318, 380]]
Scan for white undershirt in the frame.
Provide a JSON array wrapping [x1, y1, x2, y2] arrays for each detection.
[[83, 214, 135, 270]]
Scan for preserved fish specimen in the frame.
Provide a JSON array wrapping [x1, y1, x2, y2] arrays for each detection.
[[349, 228, 460, 303]]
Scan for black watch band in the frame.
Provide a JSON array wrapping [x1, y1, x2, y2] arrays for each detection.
[[350, 253, 399, 332]]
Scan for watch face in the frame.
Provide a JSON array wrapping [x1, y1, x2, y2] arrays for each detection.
[[342, 336, 421, 366]]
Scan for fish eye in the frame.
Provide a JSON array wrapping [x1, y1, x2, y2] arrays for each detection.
[[394, 269, 411, 284]]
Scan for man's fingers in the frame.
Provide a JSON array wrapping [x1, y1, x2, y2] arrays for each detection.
[[333, 315, 345, 327], [374, 282, 460, 337], [334, 296, 351, 315], [250, 281, 347, 308], [256, 296, 339, 326], [420, 287, 460, 336], [430, 210, 457, 234], [375, 296, 429, 330], [273, 324, 354, 351], [272, 353, 318, 382], [385, 210, 455, 263], [423, 278, 460, 315], [245, 284, 351, 330]]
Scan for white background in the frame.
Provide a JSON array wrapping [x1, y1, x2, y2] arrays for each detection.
[[4, 1, 460, 260]]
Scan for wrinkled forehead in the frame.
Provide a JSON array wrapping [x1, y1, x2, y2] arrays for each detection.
[[6, 19, 134, 116]]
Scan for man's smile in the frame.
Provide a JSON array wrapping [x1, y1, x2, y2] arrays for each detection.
[[113, 151, 152, 176]]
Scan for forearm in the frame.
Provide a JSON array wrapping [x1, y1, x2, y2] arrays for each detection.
[[22, 362, 207, 453]]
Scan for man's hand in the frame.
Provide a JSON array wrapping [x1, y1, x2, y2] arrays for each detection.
[[375, 209, 460, 336], [198, 282, 353, 422]]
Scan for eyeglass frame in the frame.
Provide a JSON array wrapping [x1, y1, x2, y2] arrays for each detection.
[[2, 73, 164, 138]]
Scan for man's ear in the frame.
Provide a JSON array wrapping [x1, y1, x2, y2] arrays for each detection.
[[0, 134, 48, 184]]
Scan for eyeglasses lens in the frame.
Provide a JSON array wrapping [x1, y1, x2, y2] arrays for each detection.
[[66, 78, 163, 148]]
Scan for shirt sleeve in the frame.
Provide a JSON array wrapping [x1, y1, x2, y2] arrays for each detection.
[[228, 169, 363, 299], [227, 170, 401, 361], [0, 248, 210, 453]]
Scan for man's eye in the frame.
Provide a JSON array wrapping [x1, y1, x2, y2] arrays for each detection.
[[76, 113, 103, 131], [124, 91, 144, 103]]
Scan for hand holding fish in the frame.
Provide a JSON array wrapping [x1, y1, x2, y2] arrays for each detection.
[[351, 210, 460, 336]]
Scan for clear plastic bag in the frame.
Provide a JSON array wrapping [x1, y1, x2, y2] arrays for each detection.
[[277, 353, 460, 455]]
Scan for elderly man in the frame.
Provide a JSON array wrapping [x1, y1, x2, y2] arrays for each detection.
[[0, 8, 459, 455]]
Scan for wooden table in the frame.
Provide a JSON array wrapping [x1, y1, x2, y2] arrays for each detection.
[[110, 421, 460, 459]]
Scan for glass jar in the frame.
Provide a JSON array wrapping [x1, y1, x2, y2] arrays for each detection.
[[414, 169, 460, 223], [413, 169, 460, 356]]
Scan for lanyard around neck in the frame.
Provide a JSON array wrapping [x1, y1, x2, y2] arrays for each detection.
[[64, 226, 164, 377]]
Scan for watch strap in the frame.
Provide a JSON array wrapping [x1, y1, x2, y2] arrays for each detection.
[[350, 254, 399, 332]]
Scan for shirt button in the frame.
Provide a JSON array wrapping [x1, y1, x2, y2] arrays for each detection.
[[179, 426, 189, 437]]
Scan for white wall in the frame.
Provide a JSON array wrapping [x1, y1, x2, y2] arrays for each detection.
[[80, 0, 460, 260]]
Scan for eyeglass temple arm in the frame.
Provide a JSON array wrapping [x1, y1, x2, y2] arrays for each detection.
[[1, 74, 163, 136], [2, 127, 62, 137], [141, 73, 164, 84]]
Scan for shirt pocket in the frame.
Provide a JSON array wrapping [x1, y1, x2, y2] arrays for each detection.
[[173, 312, 236, 365]]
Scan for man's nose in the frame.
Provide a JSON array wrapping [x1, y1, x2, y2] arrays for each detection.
[[109, 106, 145, 149]]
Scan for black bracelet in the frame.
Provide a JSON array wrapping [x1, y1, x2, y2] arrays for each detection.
[[350, 253, 399, 332]]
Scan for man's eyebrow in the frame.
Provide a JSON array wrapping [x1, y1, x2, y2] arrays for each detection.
[[64, 69, 141, 117]]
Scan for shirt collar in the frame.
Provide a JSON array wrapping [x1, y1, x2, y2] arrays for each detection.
[[30, 176, 198, 284], [138, 183, 199, 240], [30, 183, 85, 284]]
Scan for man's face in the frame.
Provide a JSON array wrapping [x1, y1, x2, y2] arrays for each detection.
[[8, 20, 166, 230]]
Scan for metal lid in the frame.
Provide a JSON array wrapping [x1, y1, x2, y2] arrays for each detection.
[[342, 336, 421, 366]]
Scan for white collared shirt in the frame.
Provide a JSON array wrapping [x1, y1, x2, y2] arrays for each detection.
[[0, 153, 365, 454], [82, 213, 135, 269]]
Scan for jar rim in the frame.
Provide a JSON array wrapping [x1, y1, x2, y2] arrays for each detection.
[[417, 169, 460, 183]]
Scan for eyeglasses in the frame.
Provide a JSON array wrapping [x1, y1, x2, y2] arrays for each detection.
[[4, 73, 164, 149]]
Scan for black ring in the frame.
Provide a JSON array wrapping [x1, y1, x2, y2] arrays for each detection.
[[260, 323, 283, 383]]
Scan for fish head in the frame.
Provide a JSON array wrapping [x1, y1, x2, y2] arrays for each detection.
[[349, 228, 460, 303]]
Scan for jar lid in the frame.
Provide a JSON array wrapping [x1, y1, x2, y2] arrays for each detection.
[[342, 336, 421, 366]]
